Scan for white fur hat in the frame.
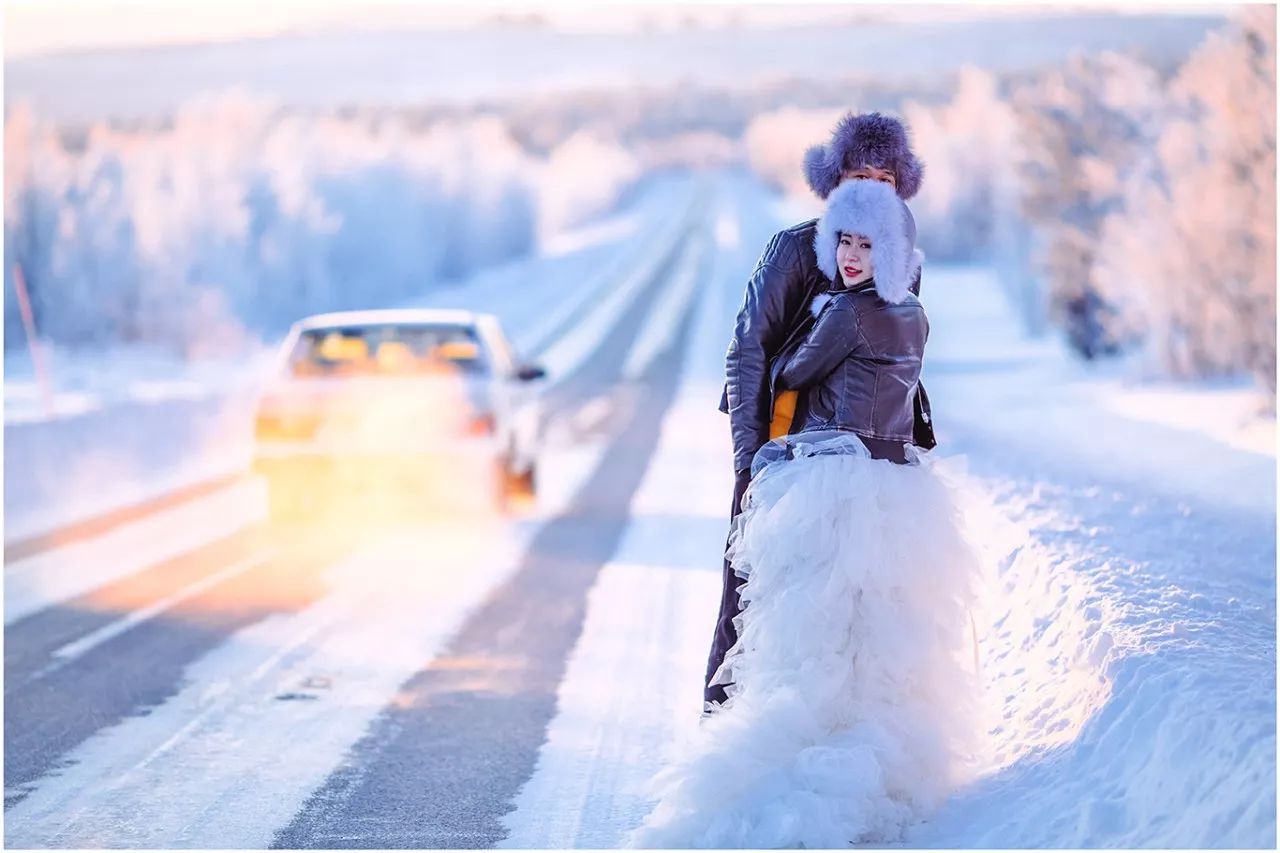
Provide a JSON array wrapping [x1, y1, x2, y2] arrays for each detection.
[[813, 178, 924, 304]]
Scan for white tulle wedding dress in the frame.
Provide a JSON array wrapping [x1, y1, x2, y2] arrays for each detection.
[[629, 430, 983, 849]]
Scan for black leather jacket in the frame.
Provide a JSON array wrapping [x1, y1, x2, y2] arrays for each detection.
[[719, 219, 935, 472], [773, 280, 927, 443]]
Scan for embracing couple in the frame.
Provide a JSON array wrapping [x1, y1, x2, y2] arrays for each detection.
[[631, 113, 983, 847]]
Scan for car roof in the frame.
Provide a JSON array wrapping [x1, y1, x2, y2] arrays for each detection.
[[296, 309, 495, 331]]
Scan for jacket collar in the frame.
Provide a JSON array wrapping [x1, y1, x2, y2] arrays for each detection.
[[828, 277, 878, 295]]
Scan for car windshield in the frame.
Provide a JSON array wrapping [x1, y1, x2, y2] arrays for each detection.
[[286, 323, 489, 378]]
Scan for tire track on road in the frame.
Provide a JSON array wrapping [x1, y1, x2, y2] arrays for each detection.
[[4, 526, 267, 687], [3, 525, 361, 808]]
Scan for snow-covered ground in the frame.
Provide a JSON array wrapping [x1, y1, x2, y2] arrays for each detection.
[[4, 170, 1273, 848], [1094, 377, 1274, 458], [909, 269, 1276, 848]]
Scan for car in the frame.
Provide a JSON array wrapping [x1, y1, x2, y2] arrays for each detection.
[[252, 309, 546, 522]]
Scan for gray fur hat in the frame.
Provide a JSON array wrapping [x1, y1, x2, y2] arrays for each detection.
[[814, 178, 923, 304], [803, 111, 924, 201]]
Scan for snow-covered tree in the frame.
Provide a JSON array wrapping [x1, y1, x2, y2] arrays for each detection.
[[3, 92, 639, 356], [535, 129, 642, 243], [1011, 50, 1169, 359], [742, 107, 845, 199], [1094, 6, 1276, 397], [903, 65, 1020, 263], [4, 105, 70, 346]]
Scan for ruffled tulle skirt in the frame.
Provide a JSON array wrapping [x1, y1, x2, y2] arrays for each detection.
[[629, 431, 983, 849]]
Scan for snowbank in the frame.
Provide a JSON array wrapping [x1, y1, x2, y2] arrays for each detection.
[[911, 263, 1276, 848]]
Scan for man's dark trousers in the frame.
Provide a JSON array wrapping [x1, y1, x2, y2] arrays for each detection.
[[703, 466, 754, 707]]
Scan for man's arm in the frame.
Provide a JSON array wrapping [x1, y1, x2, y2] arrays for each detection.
[[725, 231, 806, 473]]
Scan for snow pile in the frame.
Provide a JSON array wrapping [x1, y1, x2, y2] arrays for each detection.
[[909, 262, 1276, 848], [916, 465, 1275, 848], [2, 341, 274, 424], [1094, 378, 1276, 458]]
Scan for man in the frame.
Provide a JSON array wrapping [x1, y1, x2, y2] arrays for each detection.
[[705, 112, 936, 711]]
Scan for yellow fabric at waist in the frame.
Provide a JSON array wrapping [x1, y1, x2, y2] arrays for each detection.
[[769, 389, 798, 440]]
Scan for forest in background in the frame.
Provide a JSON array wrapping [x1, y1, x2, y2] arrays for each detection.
[[4, 7, 1274, 400]]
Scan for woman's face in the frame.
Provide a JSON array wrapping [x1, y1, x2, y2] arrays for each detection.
[[836, 233, 874, 287]]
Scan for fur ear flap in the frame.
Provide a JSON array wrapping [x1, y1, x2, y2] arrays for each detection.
[[909, 248, 925, 281], [803, 144, 841, 200], [812, 211, 840, 283]]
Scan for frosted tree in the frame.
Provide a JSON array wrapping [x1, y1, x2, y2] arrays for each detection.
[[123, 93, 267, 353], [54, 134, 150, 345], [899, 65, 1057, 332], [428, 116, 538, 277], [1011, 50, 1169, 359], [742, 107, 845, 200], [1095, 7, 1276, 398], [903, 65, 1020, 263], [535, 129, 641, 244], [241, 111, 344, 332], [2, 93, 636, 355], [4, 105, 71, 346]]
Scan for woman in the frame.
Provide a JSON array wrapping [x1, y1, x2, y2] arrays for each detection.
[[630, 179, 982, 848]]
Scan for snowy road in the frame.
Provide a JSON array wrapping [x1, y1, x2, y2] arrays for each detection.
[[4, 171, 1275, 848]]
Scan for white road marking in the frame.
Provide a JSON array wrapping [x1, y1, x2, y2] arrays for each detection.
[[520, 184, 698, 358], [498, 560, 720, 849], [536, 200, 701, 380], [500, 214, 736, 846], [621, 232, 707, 380], [26, 550, 275, 684], [4, 478, 268, 626]]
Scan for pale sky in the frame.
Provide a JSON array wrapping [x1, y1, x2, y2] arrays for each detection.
[[3, 0, 1234, 61]]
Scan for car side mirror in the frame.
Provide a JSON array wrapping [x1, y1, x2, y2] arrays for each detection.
[[517, 365, 547, 382]]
